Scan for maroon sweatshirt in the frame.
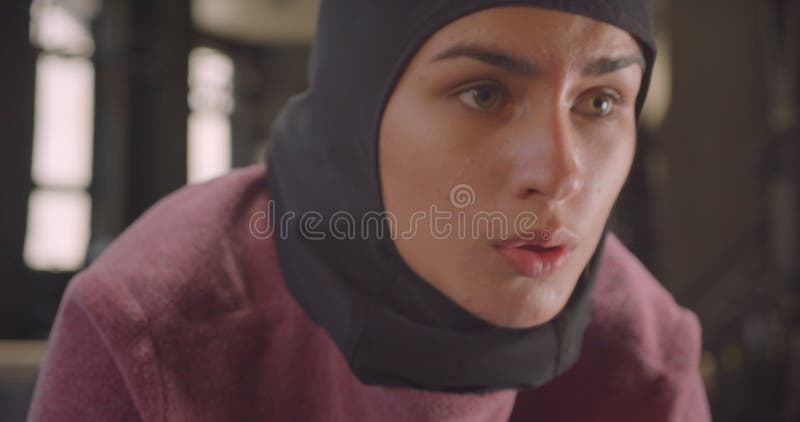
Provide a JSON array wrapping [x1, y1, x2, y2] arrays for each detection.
[[28, 165, 711, 421]]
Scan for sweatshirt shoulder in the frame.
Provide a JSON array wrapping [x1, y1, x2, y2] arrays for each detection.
[[76, 164, 271, 324], [34, 270, 165, 421], [590, 233, 702, 371], [583, 232, 708, 419], [511, 233, 711, 421]]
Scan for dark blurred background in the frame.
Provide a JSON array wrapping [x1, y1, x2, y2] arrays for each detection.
[[0, 0, 797, 420]]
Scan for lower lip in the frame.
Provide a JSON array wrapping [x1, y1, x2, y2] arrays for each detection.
[[495, 245, 570, 278]]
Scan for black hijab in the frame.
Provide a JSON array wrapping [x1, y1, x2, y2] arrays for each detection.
[[266, 0, 655, 392]]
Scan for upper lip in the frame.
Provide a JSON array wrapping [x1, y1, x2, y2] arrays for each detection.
[[494, 227, 579, 250]]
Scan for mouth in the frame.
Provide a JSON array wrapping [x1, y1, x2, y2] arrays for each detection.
[[493, 229, 577, 279]]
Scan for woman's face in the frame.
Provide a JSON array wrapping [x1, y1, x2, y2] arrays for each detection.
[[379, 6, 643, 328]]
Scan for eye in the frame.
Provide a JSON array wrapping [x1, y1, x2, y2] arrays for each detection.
[[457, 83, 504, 111], [573, 91, 620, 117]]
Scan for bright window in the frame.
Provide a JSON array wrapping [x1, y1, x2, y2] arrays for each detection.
[[24, 0, 95, 271], [187, 46, 234, 184]]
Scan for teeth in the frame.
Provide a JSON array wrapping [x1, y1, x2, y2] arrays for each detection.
[[521, 244, 552, 251]]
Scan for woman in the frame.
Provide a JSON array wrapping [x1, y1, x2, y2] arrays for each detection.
[[29, 1, 711, 421]]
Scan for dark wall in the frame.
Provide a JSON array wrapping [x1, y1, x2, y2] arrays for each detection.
[[619, 0, 799, 420]]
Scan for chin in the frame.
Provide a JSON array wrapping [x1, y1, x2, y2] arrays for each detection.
[[467, 277, 571, 329]]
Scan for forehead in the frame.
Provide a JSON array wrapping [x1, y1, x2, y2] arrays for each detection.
[[416, 6, 642, 68]]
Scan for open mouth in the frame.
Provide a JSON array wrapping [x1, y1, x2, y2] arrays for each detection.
[[495, 244, 570, 278], [518, 244, 559, 252]]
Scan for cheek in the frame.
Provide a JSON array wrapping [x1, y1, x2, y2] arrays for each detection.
[[578, 128, 635, 216], [379, 95, 452, 236], [584, 116, 636, 173], [379, 92, 484, 205], [605, 131, 636, 193]]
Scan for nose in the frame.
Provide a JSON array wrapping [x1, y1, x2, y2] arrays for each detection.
[[508, 104, 584, 203]]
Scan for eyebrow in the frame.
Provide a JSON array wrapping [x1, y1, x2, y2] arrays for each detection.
[[581, 55, 645, 77], [431, 43, 645, 78], [431, 44, 537, 77]]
